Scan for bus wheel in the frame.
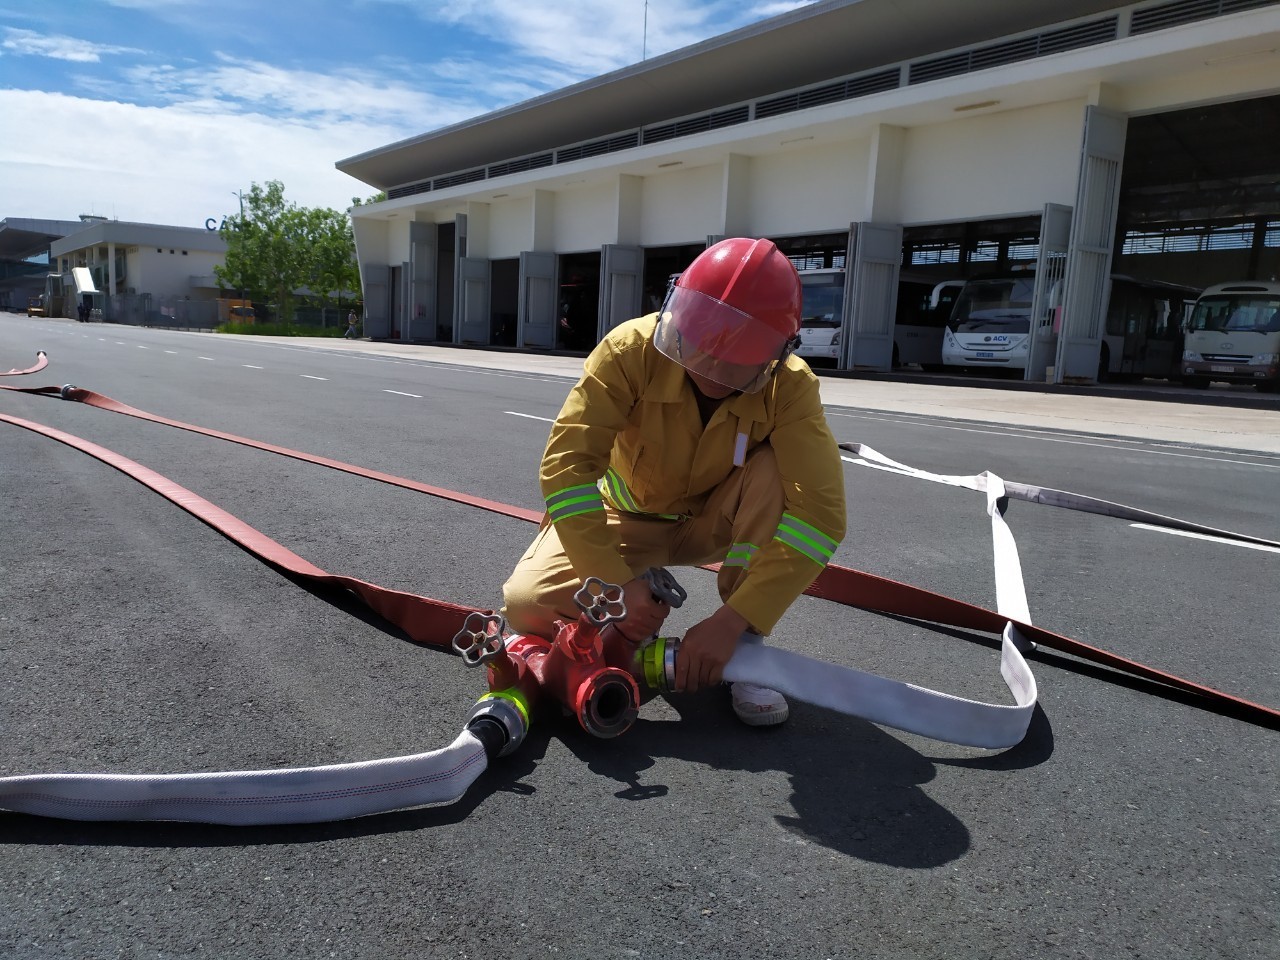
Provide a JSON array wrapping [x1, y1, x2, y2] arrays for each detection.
[[892, 344, 901, 369], [1181, 377, 1209, 389], [1257, 381, 1278, 394], [1096, 343, 1110, 383]]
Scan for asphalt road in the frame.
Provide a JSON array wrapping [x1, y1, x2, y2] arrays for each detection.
[[2, 315, 1277, 960]]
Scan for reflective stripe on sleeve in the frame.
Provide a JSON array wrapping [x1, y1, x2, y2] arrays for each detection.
[[546, 483, 605, 523], [773, 513, 839, 566], [601, 468, 641, 513], [722, 541, 758, 569]]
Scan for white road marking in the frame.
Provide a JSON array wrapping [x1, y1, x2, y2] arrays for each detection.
[[300, 375, 328, 380], [137, 345, 148, 349], [242, 364, 263, 369], [198, 356, 214, 361], [1129, 523, 1280, 553], [164, 350, 178, 354], [506, 411, 554, 422], [383, 389, 422, 398]]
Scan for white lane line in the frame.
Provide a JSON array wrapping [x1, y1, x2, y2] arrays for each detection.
[[300, 375, 328, 380], [827, 410, 1280, 469], [198, 356, 215, 361], [1130, 523, 1280, 554], [242, 364, 264, 369], [137, 345, 148, 349], [383, 389, 422, 398], [98, 338, 106, 341], [164, 350, 178, 354], [506, 411, 554, 422], [114, 341, 126, 345]]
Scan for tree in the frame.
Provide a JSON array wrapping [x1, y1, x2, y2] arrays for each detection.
[[215, 180, 360, 321]]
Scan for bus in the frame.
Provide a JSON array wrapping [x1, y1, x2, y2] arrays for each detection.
[[794, 269, 963, 370], [942, 271, 1198, 380], [794, 268, 844, 366], [1181, 281, 1280, 392], [893, 277, 963, 371]]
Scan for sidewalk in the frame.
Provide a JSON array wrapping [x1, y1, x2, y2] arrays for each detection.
[[241, 333, 1280, 455]]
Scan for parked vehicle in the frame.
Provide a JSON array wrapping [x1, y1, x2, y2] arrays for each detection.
[[26, 296, 45, 317], [943, 270, 1197, 380], [793, 268, 844, 366], [893, 277, 964, 371], [1181, 281, 1280, 392]]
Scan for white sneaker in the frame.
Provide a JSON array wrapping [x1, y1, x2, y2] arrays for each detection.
[[731, 682, 789, 727]]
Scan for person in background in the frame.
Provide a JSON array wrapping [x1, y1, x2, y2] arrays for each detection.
[[502, 237, 847, 726], [345, 310, 359, 339]]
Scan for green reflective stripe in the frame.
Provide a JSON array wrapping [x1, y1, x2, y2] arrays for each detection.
[[723, 541, 758, 568], [480, 687, 530, 725], [774, 514, 838, 566], [546, 483, 604, 522], [546, 483, 600, 509], [548, 498, 604, 522], [603, 468, 640, 512]]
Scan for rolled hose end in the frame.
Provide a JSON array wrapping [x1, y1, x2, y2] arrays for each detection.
[[466, 689, 529, 758], [576, 669, 640, 739]]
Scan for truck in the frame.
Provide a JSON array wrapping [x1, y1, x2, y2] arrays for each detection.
[[217, 298, 256, 324], [1181, 281, 1280, 392]]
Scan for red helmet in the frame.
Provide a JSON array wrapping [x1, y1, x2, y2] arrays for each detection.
[[654, 238, 801, 392]]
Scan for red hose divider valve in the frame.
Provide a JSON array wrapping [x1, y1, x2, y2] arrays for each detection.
[[451, 578, 646, 739]]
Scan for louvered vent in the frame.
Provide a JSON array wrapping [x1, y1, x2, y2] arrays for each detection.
[[755, 68, 900, 120], [909, 17, 1118, 84], [1130, 0, 1276, 35], [488, 153, 554, 178], [432, 168, 486, 190], [642, 106, 750, 144], [387, 181, 433, 200], [557, 132, 641, 163]]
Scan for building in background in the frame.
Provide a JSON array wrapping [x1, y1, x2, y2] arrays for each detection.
[[337, 0, 1280, 384]]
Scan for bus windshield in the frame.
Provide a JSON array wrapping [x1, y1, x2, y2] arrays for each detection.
[[950, 278, 1036, 334], [799, 275, 844, 328], [1187, 294, 1280, 333]]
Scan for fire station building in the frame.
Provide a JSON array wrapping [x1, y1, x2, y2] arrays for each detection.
[[336, 0, 1280, 383]]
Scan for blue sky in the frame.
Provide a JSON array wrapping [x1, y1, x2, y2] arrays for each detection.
[[0, 0, 812, 229]]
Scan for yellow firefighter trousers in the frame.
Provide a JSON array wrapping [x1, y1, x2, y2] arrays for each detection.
[[502, 445, 783, 639]]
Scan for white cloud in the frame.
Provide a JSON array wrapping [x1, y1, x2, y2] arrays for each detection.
[[0, 89, 398, 225], [1, 27, 143, 63]]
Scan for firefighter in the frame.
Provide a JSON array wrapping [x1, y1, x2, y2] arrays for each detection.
[[502, 238, 846, 726]]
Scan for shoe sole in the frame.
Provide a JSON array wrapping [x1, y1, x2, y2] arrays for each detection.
[[733, 703, 789, 727]]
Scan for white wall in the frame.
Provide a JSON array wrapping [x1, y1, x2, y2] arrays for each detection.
[[553, 181, 617, 251], [128, 247, 223, 299], [747, 139, 870, 236], [638, 164, 723, 245], [899, 100, 1083, 223], [489, 197, 534, 258]]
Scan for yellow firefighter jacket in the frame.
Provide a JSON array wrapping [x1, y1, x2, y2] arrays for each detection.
[[540, 313, 846, 634]]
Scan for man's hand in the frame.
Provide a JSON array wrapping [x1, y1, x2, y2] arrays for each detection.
[[676, 605, 750, 693], [613, 577, 671, 644]]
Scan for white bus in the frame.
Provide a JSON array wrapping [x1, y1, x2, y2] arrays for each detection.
[[1181, 281, 1280, 392], [794, 268, 844, 366], [943, 271, 1198, 380]]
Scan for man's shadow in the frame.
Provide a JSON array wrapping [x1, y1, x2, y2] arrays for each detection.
[[557, 689, 1056, 869]]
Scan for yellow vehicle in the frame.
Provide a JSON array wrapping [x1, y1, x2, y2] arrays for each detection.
[[26, 296, 45, 317], [218, 298, 255, 324]]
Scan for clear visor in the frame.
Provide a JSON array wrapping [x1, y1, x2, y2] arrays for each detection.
[[653, 286, 791, 393]]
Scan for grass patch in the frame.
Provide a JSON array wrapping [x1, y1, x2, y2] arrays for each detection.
[[216, 321, 348, 338]]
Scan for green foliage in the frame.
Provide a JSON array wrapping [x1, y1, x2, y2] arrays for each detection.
[[216, 321, 346, 338], [214, 180, 360, 322]]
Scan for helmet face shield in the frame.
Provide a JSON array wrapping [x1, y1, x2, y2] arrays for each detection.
[[653, 286, 792, 393]]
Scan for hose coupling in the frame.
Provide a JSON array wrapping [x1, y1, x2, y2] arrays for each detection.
[[635, 636, 681, 694], [466, 689, 529, 758], [59, 384, 78, 400]]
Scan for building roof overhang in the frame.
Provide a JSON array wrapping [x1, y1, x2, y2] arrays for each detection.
[[335, 0, 1138, 190]]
